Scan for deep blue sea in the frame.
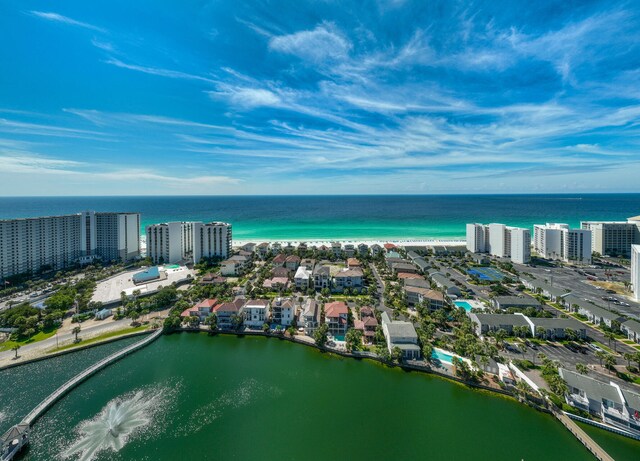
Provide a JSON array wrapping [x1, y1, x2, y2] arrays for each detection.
[[0, 195, 638, 241]]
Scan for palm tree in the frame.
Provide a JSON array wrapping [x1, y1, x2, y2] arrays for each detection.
[[604, 354, 617, 374], [11, 344, 20, 359], [604, 331, 617, 352], [623, 352, 633, 368], [72, 326, 81, 342], [595, 350, 607, 367], [575, 363, 589, 375]]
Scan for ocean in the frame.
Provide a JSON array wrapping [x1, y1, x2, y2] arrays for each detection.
[[0, 194, 638, 241]]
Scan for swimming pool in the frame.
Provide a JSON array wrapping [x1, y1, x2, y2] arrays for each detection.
[[432, 349, 455, 364], [165, 264, 181, 269], [333, 335, 345, 342], [454, 301, 473, 312]]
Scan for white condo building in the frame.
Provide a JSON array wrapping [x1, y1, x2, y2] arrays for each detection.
[[466, 223, 531, 263], [192, 222, 232, 263], [581, 216, 640, 257], [146, 222, 194, 264], [533, 223, 592, 264], [0, 211, 140, 280], [632, 245, 640, 301]]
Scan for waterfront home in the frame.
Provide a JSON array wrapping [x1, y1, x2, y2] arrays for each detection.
[[271, 243, 282, 252], [358, 243, 368, 257], [354, 310, 378, 344], [271, 298, 295, 326], [469, 313, 530, 336], [297, 242, 308, 253], [181, 298, 218, 323], [380, 312, 421, 360], [200, 273, 226, 286], [331, 242, 342, 257], [272, 253, 287, 266], [384, 243, 397, 252], [285, 255, 301, 271], [257, 242, 270, 259], [313, 265, 331, 290], [271, 266, 290, 279], [262, 277, 289, 291], [324, 301, 349, 337], [497, 363, 516, 386], [214, 299, 245, 329], [243, 299, 270, 328], [347, 258, 361, 269], [343, 244, 356, 257], [332, 268, 364, 293], [294, 266, 313, 291], [492, 296, 542, 310], [300, 258, 316, 270], [220, 255, 250, 276], [559, 368, 640, 436], [392, 262, 418, 275], [302, 298, 320, 335], [370, 244, 382, 257], [241, 243, 256, 253], [525, 317, 587, 340], [404, 286, 445, 309], [621, 319, 640, 344]]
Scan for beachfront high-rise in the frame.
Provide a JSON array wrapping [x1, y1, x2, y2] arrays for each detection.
[[533, 223, 592, 264], [465, 223, 531, 264], [581, 216, 640, 257], [192, 222, 232, 263], [0, 211, 141, 280], [146, 222, 194, 264], [632, 245, 640, 301]]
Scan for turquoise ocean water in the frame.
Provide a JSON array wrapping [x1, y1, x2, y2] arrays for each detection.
[[0, 194, 638, 241]]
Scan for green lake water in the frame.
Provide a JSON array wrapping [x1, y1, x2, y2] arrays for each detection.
[[12, 333, 639, 461]]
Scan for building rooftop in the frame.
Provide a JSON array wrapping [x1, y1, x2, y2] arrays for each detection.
[[494, 296, 542, 307], [325, 301, 349, 317], [528, 317, 584, 330], [622, 318, 640, 335], [559, 368, 624, 405], [471, 313, 530, 327]]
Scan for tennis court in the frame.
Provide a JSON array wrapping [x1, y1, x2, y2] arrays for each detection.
[[467, 267, 505, 282]]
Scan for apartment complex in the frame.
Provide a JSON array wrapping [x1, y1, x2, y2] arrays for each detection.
[[146, 222, 194, 264], [632, 245, 640, 302], [0, 211, 140, 279], [533, 223, 592, 264], [465, 223, 531, 264], [581, 216, 640, 257], [192, 222, 232, 264]]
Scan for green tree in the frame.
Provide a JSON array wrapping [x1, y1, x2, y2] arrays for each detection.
[[604, 331, 617, 352], [262, 323, 270, 332], [575, 363, 589, 375], [11, 344, 20, 359], [72, 326, 81, 343], [205, 313, 218, 332], [623, 352, 634, 369], [391, 346, 403, 363], [345, 328, 363, 352], [603, 354, 617, 374], [595, 350, 607, 367], [128, 311, 140, 325], [314, 324, 329, 347]]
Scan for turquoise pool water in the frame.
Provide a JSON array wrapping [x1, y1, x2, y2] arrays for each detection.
[[432, 349, 454, 364], [454, 301, 473, 312], [333, 335, 345, 342], [165, 264, 181, 269]]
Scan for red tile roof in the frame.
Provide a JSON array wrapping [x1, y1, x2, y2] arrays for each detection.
[[384, 243, 397, 250], [325, 301, 349, 318], [397, 272, 426, 280]]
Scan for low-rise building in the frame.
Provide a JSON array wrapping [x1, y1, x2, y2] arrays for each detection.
[[492, 296, 542, 310], [271, 266, 290, 279], [525, 317, 586, 340], [346, 258, 361, 269], [430, 273, 463, 299], [358, 243, 369, 257], [520, 276, 569, 302], [343, 244, 355, 257], [559, 368, 640, 436], [566, 296, 626, 329], [403, 277, 431, 289], [300, 258, 315, 270], [380, 312, 421, 360], [285, 255, 301, 271], [272, 253, 287, 266], [262, 277, 289, 291], [213, 298, 244, 329], [243, 299, 270, 328], [469, 313, 530, 336], [331, 242, 342, 257], [257, 242, 270, 259], [354, 313, 378, 345], [621, 319, 640, 344], [404, 286, 446, 309], [271, 298, 295, 326], [392, 262, 418, 275], [200, 273, 226, 286], [370, 244, 382, 257], [324, 301, 349, 336], [181, 298, 219, 323]]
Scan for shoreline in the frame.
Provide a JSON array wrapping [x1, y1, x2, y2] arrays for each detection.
[[231, 238, 467, 247]]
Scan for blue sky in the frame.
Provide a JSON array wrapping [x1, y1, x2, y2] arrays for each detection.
[[1, 0, 640, 195]]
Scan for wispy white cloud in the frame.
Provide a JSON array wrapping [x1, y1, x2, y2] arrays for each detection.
[[269, 23, 352, 62], [208, 87, 281, 108], [30, 11, 106, 33], [104, 58, 216, 84]]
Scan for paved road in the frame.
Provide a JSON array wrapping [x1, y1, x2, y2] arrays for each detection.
[[0, 318, 131, 362]]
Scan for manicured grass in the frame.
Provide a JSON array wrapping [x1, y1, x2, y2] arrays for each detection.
[[47, 325, 149, 353], [0, 328, 58, 352], [592, 341, 615, 354]]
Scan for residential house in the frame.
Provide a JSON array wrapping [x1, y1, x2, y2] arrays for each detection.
[[271, 266, 290, 279], [358, 243, 369, 257], [313, 265, 331, 290], [559, 368, 640, 436], [181, 298, 219, 323], [331, 242, 342, 257], [257, 242, 270, 259], [347, 258, 361, 269], [300, 258, 316, 270], [621, 319, 640, 344], [355, 315, 378, 345], [430, 273, 463, 298], [343, 244, 355, 257], [380, 312, 421, 360], [285, 255, 301, 271], [324, 301, 349, 337], [302, 298, 320, 336], [370, 244, 382, 257], [403, 277, 431, 289], [243, 299, 270, 328], [241, 242, 256, 253], [566, 295, 626, 329], [520, 276, 569, 303], [469, 313, 530, 336], [397, 272, 427, 282], [272, 253, 287, 266], [525, 317, 587, 340], [404, 286, 445, 309], [220, 255, 250, 276], [332, 268, 364, 293], [406, 250, 421, 262], [213, 298, 245, 329], [262, 277, 289, 291], [271, 298, 295, 326], [200, 273, 226, 286], [384, 243, 397, 252], [294, 266, 313, 291], [297, 242, 308, 253], [413, 258, 429, 273], [392, 262, 418, 274]]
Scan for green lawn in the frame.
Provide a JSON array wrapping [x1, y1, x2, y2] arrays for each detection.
[[0, 328, 58, 352], [592, 341, 616, 354], [46, 325, 149, 353]]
